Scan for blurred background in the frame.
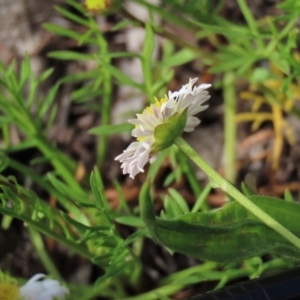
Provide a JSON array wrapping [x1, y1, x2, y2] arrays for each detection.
[[0, 0, 300, 299]]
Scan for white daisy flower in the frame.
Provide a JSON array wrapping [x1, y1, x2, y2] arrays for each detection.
[[0, 273, 69, 300], [115, 78, 211, 179], [20, 274, 69, 300]]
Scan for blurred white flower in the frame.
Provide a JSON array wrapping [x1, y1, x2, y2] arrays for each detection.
[[115, 78, 211, 178], [20, 274, 69, 300], [0, 273, 69, 300]]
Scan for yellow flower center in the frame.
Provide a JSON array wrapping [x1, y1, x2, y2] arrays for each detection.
[[143, 97, 167, 115], [136, 97, 167, 142], [0, 282, 20, 300], [84, 0, 111, 12]]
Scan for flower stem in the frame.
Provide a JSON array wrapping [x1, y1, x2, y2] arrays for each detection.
[[174, 136, 300, 250], [236, 0, 264, 50], [223, 72, 236, 183], [28, 227, 63, 281]]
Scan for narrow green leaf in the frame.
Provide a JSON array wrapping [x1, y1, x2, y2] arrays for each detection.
[[39, 82, 60, 118], [101, 63, 145, 91], [19, 55, 31, 89], [55, 5, 90, 27], [90, 167, 109, 210], [159, 48, 199, 68], [48, 51, 94, 61], [40, 68, 54, 82], [60, 70, 99, 83], [168, 188, 189, 214], [142, 23, 155, 99], [89, 123, 133, 135], [163, 195, 183, 219], [115, 216, 144, 227], [43, 23, 97, 44]]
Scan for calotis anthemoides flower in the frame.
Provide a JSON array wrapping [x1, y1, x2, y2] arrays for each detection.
[[20, 274, 69, 300], [0, 272, 69, 300], [115, 78, 211, 178]]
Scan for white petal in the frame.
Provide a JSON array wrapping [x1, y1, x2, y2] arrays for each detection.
[[26, 274, 46, 284], [131, 128, 153, 138], [196, 83, 211, 91], [128, 119, 141, 125], [115, 78, 211, 178], [189, 104, 209, 116], [116, 140, 152, 178], [20, 274, 69, 300], [137, 148, 151, 171], [149, 153, 159, 164], [186, 116, 200, 126]]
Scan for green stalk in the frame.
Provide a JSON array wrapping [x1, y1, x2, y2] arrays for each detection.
[[178, 151, 203, 196], [237, 0, 264, 50], [174, 136, 300, 251], [95, 31, 112, 167], [120, 281, 186, 300], [264, 17, 298, 56], [191, 182, 212, 213], [6, 157, 89, 225], [120, 257, 291, 299], [28, 227, 63, 281], [2, 125, 10, 148], [161, 261, 218, 283], [223, 72, 236, 183], [0, 207, 92, 260], [0, 95, 78, 189], [121, 8, 215, 66], [34, 135, 81, 191]]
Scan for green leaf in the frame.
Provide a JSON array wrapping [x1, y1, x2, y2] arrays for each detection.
[[71, 84, 103, 103], [90, 167, 109, 210], [48, 51, 94, 61], [99, 52, 142, 59], [152, 109, 187, 153], [249, 68, 272, 83], [162, 195, 183, 219], [270, 53, 290, 75], [210, 56, 247, 73], [40, 68, 54, 82], [60, 70, 99, 83], [39, 82, 60, 118], [158, 48, 199, 68], [115, 216, 144, 227], [140, 181, 300, 262], [101, 63, 145, 91], [163, 168, 181, 187], [89, 123, 133, 135], [43, 23, 97, 44], [55, 5, 90, 27], [168, 188, 189, 214], [112, 19, 140, 31], [122, 229, 147, 247], [19, 55, 31, 89], [148, 149, 169, 180], [142, 23, 155, 96], [284, 190, 294, 203], [0, 155, 9, 173]]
